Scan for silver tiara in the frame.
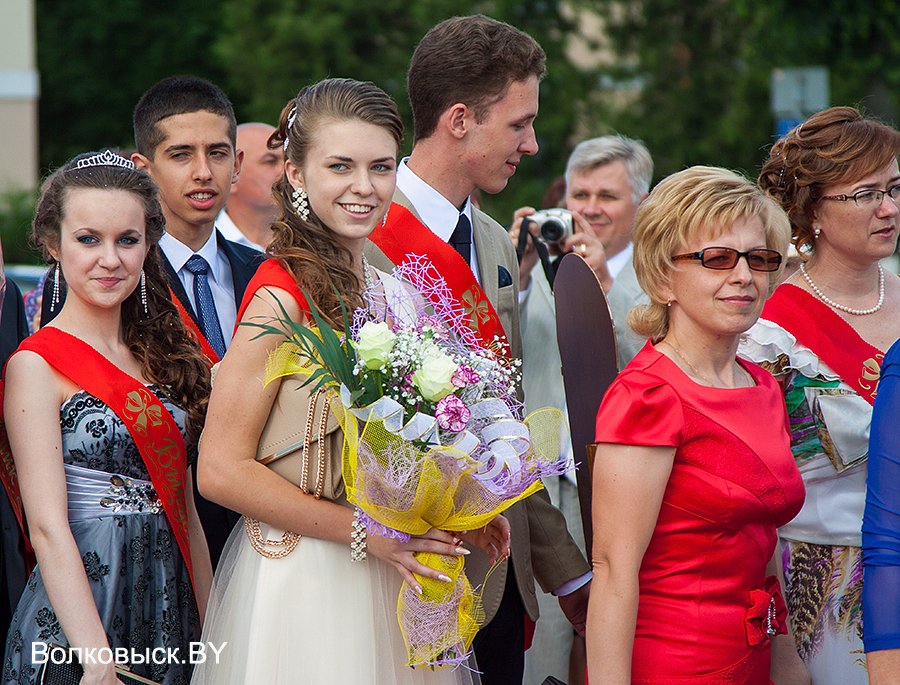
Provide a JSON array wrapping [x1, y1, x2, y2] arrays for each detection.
[[75, 150, 136, 170]]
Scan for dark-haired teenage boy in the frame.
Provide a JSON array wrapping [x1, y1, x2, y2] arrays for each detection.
[[132, 75, 264, 570]]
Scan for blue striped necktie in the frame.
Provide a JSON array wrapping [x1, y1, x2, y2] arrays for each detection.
[[184, 254, 227, 358]]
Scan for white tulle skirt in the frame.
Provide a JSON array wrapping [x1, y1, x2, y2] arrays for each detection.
[[191, 520, 480, 685]]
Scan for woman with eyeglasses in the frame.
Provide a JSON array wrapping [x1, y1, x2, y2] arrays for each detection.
[[586, 166, 807, 684], [741, 106, 900, 685]]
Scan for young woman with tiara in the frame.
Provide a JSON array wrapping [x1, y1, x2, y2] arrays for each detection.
[[1, 151, 213, 684]]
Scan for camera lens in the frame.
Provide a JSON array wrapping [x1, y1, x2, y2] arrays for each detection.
[[540, 220, 566, 243]]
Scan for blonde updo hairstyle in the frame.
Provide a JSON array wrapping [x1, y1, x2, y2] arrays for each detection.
[[629, 166, 791, 342], [758, 106, 900, 255]]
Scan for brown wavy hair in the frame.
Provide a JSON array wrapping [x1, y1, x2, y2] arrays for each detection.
[[267, 78, 403, 328], [32, 152, 211, 443], [758, 106, 900, 254], [407, 15, 546, 144]]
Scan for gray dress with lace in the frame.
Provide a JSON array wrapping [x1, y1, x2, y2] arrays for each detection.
[[2, 388, 200, 685]]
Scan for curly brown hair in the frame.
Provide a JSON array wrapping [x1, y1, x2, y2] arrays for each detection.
[[267, 78, 403, 328], [32, 152, 211, 443], [758, 106, 900, 254]]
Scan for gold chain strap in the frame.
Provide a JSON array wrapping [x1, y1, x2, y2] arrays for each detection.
[[244, 516, 300, 559], [246, 386, 331, 558]]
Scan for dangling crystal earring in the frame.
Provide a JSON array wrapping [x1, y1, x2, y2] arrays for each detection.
[[51, 263, 61, 311], [140, 270, 148, 316], [381, 212, 388, 228], [291, 186, 309, 221]]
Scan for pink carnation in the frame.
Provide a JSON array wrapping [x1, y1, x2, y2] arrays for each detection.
[[451, 364, 480, 388], [417, 315, 450, 340], [435, 394, 470, 432]]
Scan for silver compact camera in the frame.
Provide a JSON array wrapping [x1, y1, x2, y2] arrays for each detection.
[[526, 208, 574, 243]]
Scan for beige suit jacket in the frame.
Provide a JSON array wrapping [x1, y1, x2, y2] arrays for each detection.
[[365, 189, 590, 624]]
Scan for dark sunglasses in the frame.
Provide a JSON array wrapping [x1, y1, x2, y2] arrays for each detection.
[[671, 247, 783, 272]]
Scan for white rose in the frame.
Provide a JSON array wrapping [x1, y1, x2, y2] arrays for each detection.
[[354, 321, 396, 370], [413, 347, 459, 401]]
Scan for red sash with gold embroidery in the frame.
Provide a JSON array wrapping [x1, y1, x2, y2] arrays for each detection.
[[12, 328, 195, 584], [762, 283, 883, 404], [169, 286, 220, 367], [369, 202, 510, 357]]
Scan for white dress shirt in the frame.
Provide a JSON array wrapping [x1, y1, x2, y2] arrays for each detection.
[[159, 230, 238, 349], [396, 160, 480, 284], [607, 242, 633, 280]]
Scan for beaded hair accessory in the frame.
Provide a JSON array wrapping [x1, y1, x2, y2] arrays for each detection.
[[75, 150, 135, 170], [283, 106, 298, 151]]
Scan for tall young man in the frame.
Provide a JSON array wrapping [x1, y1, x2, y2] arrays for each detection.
[[132, 76, 264, 567], [366, 16, 591, 684]]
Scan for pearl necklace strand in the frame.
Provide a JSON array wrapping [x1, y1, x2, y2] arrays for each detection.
[[799, 262, 884, 315]]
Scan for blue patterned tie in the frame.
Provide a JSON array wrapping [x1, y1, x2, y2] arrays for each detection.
[[185, 255, 227, 358]]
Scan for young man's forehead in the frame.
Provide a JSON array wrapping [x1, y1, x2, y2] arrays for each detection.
[[155, 110, 235, 149]]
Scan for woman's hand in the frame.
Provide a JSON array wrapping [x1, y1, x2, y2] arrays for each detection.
[[457, 515, 511, 564], [79, 661, 124, 685], [367, 527, 471, 593]]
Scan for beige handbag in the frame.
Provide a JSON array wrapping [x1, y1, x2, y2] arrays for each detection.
[[210, 363, 345, 558], [256, 373, 345, 501]]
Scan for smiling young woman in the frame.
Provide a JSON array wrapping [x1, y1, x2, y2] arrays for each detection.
[[191, 79, 491, 685]]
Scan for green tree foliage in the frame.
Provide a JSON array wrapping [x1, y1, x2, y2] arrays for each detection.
[[213, 0, 598, 218], [591, 0, 900, 182], [36, 0, 228, 170]]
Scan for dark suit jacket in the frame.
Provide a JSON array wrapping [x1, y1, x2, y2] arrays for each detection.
[[365, 190, 590, 625], [160, 230, 264, 336], [1, 282, 34, 636]]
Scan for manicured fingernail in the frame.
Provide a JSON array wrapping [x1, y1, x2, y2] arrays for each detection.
[[438, 574, 451, 583], [415, 585, 423, 595], [455, 547, 470, 555]]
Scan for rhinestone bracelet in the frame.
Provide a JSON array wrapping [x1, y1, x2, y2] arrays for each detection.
[[351, 508, 367, 562]]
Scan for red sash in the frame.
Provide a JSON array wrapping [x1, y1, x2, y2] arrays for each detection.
[[236, 259, 310, 322], [169, 286, 220, 367], [369, 202, 510, 357], [761, 283, 883, 404], [11, 328, 195, 584]]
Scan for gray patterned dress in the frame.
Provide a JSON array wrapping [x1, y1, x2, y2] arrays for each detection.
[[2, 388, 200, 685]]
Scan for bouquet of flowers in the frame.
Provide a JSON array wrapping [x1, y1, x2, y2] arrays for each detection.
[[258, 256, 571, 668]]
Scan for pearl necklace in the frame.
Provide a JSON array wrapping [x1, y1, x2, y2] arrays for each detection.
[[799, 262, 884, 315]]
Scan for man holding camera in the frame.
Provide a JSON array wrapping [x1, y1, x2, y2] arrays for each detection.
[[511, 134, 652, 685]]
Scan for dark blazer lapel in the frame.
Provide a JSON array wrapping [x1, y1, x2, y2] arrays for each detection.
[[215, 229, 265, 309]]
